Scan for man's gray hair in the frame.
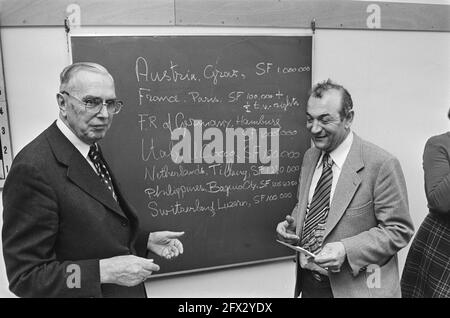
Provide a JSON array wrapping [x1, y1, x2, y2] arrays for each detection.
[[59, 62, 113, 92]]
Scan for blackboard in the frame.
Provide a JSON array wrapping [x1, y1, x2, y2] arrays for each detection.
[[71, 35, 312, 275]]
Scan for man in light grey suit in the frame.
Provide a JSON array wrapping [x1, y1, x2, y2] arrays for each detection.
[[276, 79, 414, 298]]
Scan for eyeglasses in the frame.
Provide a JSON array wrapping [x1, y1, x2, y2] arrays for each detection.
[[61, 91, 123, 114]]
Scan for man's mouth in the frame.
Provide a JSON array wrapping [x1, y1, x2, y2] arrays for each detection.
[[91, 125, 107, 130]]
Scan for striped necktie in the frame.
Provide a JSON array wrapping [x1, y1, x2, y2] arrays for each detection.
[[88, 143, 117, 201], [301, 152, 333, 254]]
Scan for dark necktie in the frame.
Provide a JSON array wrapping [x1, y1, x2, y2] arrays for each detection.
[[301, 152, 333, 254], [88, 143, 117, 201]]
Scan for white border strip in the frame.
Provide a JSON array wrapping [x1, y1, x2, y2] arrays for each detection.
[[68, 26, 313, 37]]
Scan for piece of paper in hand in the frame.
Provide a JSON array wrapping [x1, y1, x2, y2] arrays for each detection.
[[276, 239, 316, 258]]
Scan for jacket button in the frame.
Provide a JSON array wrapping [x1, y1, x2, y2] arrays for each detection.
[[121, 221, 128, 227]]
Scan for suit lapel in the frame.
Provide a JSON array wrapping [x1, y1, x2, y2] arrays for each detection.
[[324, 134, 364, 240], [104, 159, 140, 224], [45, 122, 127, 220], [67, 154, 127, 219]]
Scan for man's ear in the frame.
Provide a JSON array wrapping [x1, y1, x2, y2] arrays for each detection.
[[345, 110, 354, 129], [56, 93, 67, 117]]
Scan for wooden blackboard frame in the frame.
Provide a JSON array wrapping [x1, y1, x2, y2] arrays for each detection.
[[69, 30, 314, 277], [1, 0, 449, 32]]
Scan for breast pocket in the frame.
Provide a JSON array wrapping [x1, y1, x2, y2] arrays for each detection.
[[345, 200, 373, 217]]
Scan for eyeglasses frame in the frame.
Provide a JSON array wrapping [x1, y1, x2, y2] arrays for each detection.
[[60, 90, 123, 114]]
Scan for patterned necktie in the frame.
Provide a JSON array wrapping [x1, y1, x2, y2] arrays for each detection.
[[301, 152, 333, 254], [88, 143, 117, 201]]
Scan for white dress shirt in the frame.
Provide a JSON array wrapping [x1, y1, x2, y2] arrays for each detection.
[[307, 131, 354, 206]]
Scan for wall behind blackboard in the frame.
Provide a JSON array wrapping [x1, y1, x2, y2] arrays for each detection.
[[71, 35, 312, 275]]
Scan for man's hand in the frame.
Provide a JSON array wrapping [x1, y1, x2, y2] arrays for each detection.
[[99, 255, 160, 287], [314, 242, 347, 273], [299, 253, 329, 275], [276, 215, 300, 244], [148, 231, 185, 260]]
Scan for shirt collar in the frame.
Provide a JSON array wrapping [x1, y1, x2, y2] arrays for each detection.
[[316, 131, 354, 170], [56, 118, 91, 159]]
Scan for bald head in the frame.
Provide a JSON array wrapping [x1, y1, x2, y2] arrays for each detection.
[[308, 79, 353, 119]]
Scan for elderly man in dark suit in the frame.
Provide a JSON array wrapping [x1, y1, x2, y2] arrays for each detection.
[[2, 62, 184, 298], [276, 79, 414, 298]]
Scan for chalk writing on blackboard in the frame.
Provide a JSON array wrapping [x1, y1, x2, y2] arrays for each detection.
[[71, 35, 312, 275]]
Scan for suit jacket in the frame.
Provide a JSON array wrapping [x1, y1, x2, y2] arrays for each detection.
[[292, 134, 414, 298], [2, 121, 150, 297]]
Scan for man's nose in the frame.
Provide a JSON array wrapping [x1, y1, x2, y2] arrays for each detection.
[[96, 104, 111, 118], [308, 120, 322, 134]]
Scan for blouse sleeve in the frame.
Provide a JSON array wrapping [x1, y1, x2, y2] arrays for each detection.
[[423, 135, 450, 214]]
